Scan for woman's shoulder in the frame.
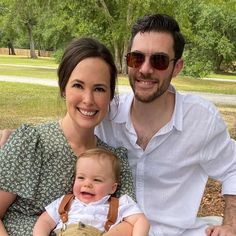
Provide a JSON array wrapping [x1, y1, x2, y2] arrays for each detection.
[[96, 137, 127, 156]]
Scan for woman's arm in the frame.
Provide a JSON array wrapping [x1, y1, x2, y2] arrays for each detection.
[[33, 211, 56, 236], [0, 190, 17, 236], [103, 221, 133, 236], [0, 129, 12, 148]]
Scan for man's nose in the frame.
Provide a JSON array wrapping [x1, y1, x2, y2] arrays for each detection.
[[139, 57, 154, 75]]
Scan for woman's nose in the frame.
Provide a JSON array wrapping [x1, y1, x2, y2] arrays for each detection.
[[82, 91, 94, 105]]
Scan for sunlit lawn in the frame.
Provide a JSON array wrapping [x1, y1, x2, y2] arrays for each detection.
[[0, 82, 65, 129]]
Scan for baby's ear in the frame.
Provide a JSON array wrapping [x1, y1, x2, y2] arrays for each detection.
[[111, 183, 118, 194]]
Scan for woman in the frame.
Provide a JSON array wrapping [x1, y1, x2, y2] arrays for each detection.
[[0, 38, 134, 236]]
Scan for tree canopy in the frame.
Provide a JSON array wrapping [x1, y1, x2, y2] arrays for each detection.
[[0, 0, 235, 77]]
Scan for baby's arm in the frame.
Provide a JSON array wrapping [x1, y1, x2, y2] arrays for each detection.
[[33, 211, 56, 236], [124, 213, 150, 236]]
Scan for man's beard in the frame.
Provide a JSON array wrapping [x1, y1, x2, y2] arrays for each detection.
[[129, 74, 172, 103]]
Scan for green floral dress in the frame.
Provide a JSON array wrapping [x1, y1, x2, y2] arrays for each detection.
[[0, 121, 135, 236]]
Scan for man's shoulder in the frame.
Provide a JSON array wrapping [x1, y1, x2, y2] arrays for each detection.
[[180, 92, 218, 115]]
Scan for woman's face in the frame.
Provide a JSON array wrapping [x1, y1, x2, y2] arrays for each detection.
[[64, 57, 111, 130]]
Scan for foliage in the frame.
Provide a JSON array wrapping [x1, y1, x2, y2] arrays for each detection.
[[0, 0, 235, 75]]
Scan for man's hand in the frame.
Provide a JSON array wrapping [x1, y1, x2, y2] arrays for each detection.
[[206, 225, 236, 236], [0, 129, 12, 148]]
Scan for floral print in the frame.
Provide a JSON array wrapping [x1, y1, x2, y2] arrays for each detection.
[[0, 121, 135, 236]]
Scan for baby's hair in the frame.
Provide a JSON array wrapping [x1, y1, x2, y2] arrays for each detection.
[[76, 148, 121, 183]]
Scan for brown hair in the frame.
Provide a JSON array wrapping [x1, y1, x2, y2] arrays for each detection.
[[76, 148, 121, 183], [58, 37, 117, 100]]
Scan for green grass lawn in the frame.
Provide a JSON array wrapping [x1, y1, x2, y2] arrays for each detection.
[[0, 65, 57, 79], [0, 82, 65, 129], [0, 55, 57, 67]]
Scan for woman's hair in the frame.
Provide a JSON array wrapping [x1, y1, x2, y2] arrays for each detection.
[[76, 148, 121, 183], [58, 37, 117, 100]]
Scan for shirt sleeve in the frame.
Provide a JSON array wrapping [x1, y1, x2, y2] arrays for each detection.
[[200, 110, 236, 195], [113, 147, 136, 201], [0, 124, 43, 199], [118, 194, 142, 220], [45, 196, 63, 225]]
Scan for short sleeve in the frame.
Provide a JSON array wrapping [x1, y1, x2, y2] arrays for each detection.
[[118, 194, 142, 219], [113, 147, 136, 200], [0, 124, 43, 199], [45, 196, 63, 225]]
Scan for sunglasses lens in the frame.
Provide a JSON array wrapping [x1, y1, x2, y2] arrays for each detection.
[[126, 52, 145, 68], [151, 54, 169, 70]]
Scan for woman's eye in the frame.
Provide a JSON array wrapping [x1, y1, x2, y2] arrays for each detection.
[[95, 87, 106, 92], [73, 83, 83, 89]]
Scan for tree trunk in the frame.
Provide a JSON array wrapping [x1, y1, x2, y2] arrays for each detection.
[[121, 1, 133, 74], [113, 41, 121, 73], [215, 55, 223, 72], [26, 22, 37, 59], [7, 40, 16, 55]]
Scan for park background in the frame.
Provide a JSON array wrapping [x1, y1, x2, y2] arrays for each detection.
[[0, 0, 236, 219]]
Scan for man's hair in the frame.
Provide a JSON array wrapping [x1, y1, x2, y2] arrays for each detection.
[[130, 14, 185, 60], [77, 148, 121, 183]]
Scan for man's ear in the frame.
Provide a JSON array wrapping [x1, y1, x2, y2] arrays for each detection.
[[173, 58, 184, 78]]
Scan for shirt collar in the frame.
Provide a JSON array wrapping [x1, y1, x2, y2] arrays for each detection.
[[110, 86, 184, 132], [75, 195, 111, 206]]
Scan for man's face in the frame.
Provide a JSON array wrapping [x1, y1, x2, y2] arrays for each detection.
[[128, 31, 181, 103]]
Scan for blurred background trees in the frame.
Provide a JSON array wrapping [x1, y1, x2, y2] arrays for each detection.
[[0, 0, 235, 77]]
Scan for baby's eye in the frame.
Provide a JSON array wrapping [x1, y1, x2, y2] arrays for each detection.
[[94, 178, 102, 182], [77, 176, 84, 180]]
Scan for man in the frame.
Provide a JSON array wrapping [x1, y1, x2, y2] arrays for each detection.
[[1, 14, 236, 236], [95, 14, 236, 236]]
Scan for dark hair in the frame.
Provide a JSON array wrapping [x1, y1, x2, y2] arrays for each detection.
[[58, 37, 117, 100], [130, 14, 185, 60]]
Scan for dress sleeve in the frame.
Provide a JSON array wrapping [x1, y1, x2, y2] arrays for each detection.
[[0, 124, 43, 199], [113, 147, 136, 201]]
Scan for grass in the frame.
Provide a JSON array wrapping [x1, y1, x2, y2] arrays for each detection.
[[208, 72, 236, 80], [0, 82, 65, 129], [0, 65, 57, 79], [0, 55, 57, 67]]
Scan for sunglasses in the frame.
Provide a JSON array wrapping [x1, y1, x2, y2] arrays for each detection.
[[126, 51, 176, 70]]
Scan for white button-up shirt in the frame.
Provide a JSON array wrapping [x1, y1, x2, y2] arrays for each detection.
[[46, 194, 142, 232], [95, 87, 236, 236]]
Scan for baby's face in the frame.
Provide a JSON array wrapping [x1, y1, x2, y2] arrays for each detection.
[[73, 156, 118, 204]]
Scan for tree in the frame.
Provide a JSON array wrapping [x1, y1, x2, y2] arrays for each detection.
[[181, 0, 236, 77]]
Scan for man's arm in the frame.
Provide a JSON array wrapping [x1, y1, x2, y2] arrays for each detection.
[[0, 129, 12, 148], [206, 195, 236, 236]]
